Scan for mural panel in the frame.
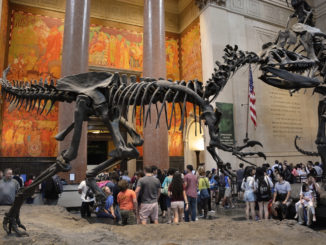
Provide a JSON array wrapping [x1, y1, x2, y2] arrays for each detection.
[[1, 11, 63, 157], [89, 25, 143, 71], [0, 10, 182, 157], [179, 18, 203, 157], [180, 19, 202, 82]]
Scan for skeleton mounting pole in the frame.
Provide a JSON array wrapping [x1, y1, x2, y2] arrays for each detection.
[[244, 65, 250, 143]]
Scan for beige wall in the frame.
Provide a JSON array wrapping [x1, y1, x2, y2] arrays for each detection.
[[200, 0, 320, 171]]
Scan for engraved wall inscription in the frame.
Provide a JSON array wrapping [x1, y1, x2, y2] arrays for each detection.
[[269, 89, 303, 138]]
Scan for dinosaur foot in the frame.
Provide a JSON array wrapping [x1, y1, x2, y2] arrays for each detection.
[[244, 140, 263, 148], [108, 143, 139, 159], [3, 213, 28, 237], [131, 135, 144, 147]]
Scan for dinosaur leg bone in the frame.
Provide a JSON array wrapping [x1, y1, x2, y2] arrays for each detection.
[[55, 122, 75, 141], [62, 95, 90, 160], [119, 117, 144, 147], [97, 104, 139, 159], [3, 156, 71, 236]]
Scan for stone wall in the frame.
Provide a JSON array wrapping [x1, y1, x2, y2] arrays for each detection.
[[200, 0, 320, 171]]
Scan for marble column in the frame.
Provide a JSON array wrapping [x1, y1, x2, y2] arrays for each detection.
[[59, 0, 90, 183], [142, 0, 169, 170]]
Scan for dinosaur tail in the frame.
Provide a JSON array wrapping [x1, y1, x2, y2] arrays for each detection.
[[294, 135, 319, 156], [0, 67, 75, 115]]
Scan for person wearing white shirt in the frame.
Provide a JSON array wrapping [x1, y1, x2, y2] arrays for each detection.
[[78, 180, 95, 218], [241, 167, 256, 220]]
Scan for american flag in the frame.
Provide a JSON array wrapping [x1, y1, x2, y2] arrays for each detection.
[[249, 64, 257, 127]]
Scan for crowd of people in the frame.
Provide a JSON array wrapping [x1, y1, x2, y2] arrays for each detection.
[[0, 159, 324, 227], [237, 160, 323, 226], [0, 168, 63, 206]]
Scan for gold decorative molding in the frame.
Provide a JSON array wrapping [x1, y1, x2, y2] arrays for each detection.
[[10, 0, 190, 33]]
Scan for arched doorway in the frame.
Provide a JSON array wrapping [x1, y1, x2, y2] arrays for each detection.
[[183, 116, 205, 170]]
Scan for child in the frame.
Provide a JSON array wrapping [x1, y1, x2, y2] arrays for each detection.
[[295, 182, 316, 222]]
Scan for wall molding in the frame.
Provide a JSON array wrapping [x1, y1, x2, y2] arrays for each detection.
[[9, 0, 183, 33], [199, 0, 293, 28]]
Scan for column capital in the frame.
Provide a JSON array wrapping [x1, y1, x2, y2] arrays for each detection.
[[195, 0, 226, 10]]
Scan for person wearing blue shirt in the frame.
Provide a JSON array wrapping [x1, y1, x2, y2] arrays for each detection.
[[96, 186, 116, 219], [209, 172, 218, 208], [121, 171, 131, 183]]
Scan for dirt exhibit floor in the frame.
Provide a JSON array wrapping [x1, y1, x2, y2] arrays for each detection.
[[1, 205, 326, 245]]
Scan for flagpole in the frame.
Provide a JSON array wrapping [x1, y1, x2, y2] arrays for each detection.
[[244, 65, 250, 143]]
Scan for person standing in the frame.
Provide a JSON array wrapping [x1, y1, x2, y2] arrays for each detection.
[[121, 171, 131, 184], [0, 168, 20, 205], [157, 169, 167, 219], [198, 168, 210, 219], [236, 163, 245, 199], [117, 180, 137, 225], [209, 169, 218, 209], [109, 172, 121, 222], [78, 179, 95, 218], [255, 167, 273, 220], [13, 169, 23, 188], [135, 166, 161, 224], [25, 175, 36, 204], [168, 172, 188, 223], [0, 170, 3, 180], [222, 173, 234, 208], [184, 165, 198, 222], [241, 167, 256, 220], [161, 168, 175, 223], [41, 174, 62, 205]]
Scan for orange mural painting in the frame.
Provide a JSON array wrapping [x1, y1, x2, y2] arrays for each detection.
[[180, 19, 203, 129], [89, 26, 143, 71], [166, 36, 180, 81], [0, 10, 184, 158], [0, 11, 63, 157], [181, 19, 203, 82]]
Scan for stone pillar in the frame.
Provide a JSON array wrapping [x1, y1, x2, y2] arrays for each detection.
[[142, 0, 169, 170], [59, 0, 91, 183]]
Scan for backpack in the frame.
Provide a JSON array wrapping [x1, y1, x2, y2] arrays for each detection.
[[161, 178, 170, 195], [258, 178, 270, 199], [219, 174, 226, 188], [52, 175, 63, 194]]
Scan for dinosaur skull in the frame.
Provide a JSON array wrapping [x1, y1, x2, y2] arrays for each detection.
[[259, 43, 320, 89]]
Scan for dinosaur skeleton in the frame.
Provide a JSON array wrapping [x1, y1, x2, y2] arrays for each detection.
[[0, 44, 265, 236], [260, 1, 326, 167], [1, 0, 324, 237]]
